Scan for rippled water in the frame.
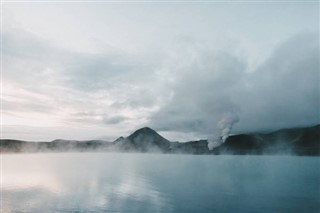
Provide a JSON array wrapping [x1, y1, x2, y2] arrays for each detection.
[[2, 153, 320, 213]]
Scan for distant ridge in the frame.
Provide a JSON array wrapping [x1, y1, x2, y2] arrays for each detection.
[[1, 125, 319, 156], [217, 124, 320, 155]]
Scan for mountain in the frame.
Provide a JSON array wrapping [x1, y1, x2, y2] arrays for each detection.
[[216, 125, 320, 155], [0, 139, 28, 152], [1, 125, 319, 155], [113, 136, 125, 143], [0, 139, 113, 153], [167, 125, 320, 155], [169, 140, 209, 154], [115, 127, 171, 152]]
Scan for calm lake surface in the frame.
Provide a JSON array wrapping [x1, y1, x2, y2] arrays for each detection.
[[2, 153, 320, 213]]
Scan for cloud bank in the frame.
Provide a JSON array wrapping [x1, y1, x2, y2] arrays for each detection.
[[148, 33, 319, 140], [2, 3, 319, 141]]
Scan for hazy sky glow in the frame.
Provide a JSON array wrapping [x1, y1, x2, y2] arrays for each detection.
[[2, 1, 319, 141]]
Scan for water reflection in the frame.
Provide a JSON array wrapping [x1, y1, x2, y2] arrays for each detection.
[[2, 153, 320, 213], [2, 153, 172, 213]]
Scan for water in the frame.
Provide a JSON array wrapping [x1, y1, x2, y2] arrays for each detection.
[[2, 153, 320, 213]]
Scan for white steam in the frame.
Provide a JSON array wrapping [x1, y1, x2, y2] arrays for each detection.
[[208, 112, 239, 150]]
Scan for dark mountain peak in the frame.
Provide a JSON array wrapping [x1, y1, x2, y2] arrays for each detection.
[[125, 127, 170, 152], [128, 127, 160, 139], [138, 126, 156, 132]]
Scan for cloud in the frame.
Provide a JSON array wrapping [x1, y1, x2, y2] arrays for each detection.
[[2, 24, 319, 141], [239, 32, 320, 132], [2, 26, 166, 140], [148, 46, 247, 135], [2, 99, 54, 113], [148, 32, 319, 138], [103, 116, 127, 125]]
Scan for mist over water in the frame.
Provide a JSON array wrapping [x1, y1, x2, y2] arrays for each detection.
[[2, 153, 320, 213]]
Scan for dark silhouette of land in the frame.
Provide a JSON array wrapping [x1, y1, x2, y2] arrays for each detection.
[[1, 125, 319, 156]]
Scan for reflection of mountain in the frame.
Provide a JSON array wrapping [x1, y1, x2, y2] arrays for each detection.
[[1, 125, 319, 156]]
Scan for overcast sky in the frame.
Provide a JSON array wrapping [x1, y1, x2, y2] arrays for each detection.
[[2, 1, 319, 141]]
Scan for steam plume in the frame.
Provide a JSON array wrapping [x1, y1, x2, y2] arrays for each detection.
[[208, 112, 239, 150]]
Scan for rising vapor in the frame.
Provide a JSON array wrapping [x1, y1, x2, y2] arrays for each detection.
[[208, 112, 239, 150]]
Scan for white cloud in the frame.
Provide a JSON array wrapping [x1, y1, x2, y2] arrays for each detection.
[[148, 33, 320, 138], [2, 2, 319, 141]]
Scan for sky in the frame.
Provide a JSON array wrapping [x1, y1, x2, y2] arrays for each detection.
[[1, 1, 319, 141]]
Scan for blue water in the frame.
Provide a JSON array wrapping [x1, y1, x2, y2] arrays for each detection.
[[2, 153, 320, 213]]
